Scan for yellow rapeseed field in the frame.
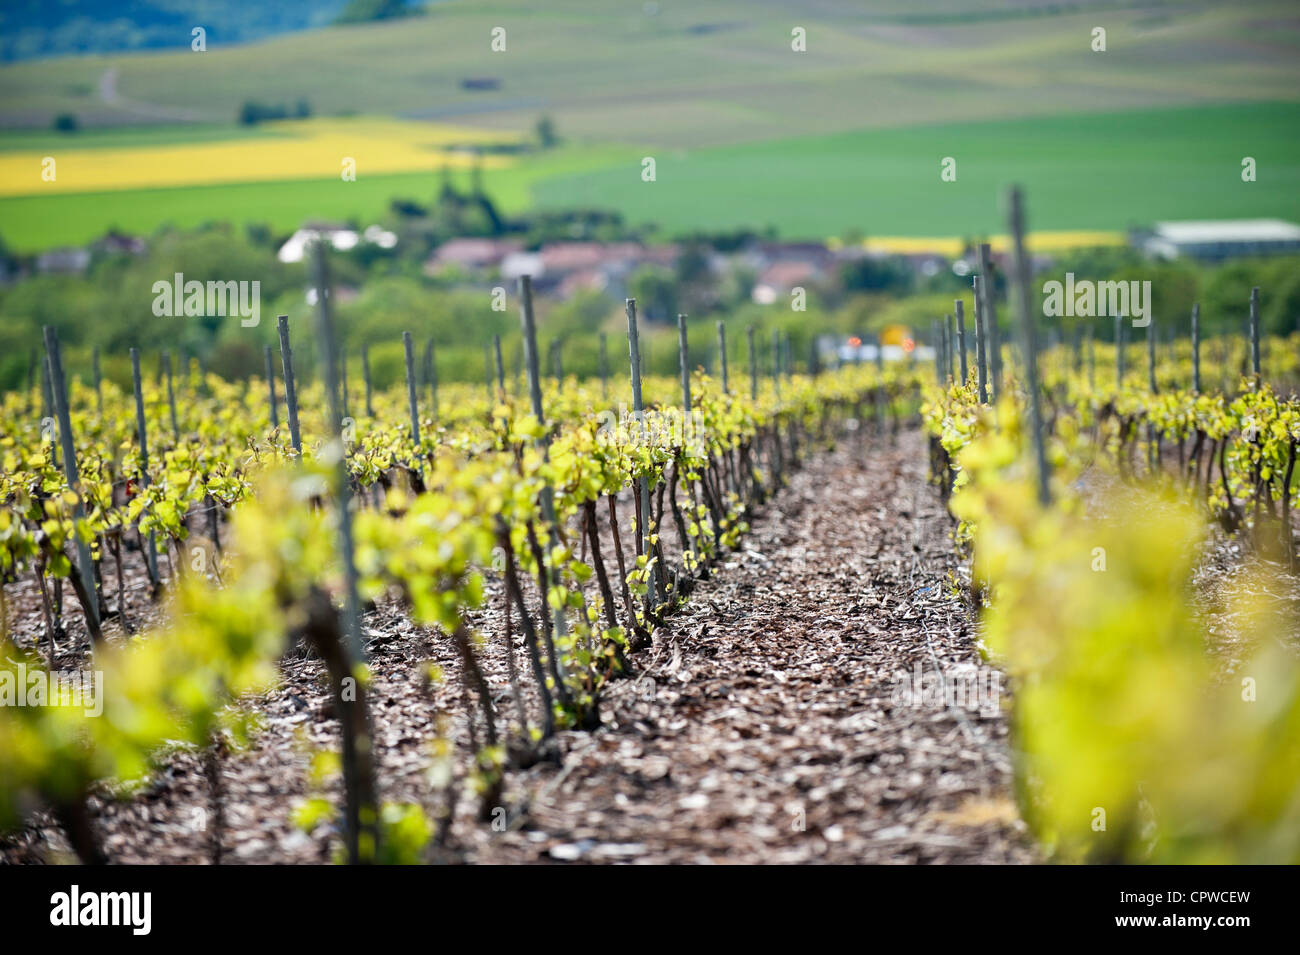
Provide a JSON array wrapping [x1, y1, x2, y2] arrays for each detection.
[[0, 117, 520, 197], [837, 231, 1126, 256]]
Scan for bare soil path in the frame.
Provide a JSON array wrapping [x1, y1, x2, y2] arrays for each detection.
[[475, 429, 1033, 863]]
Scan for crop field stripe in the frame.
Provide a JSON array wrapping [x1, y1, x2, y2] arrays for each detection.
[[0, 143, 634, 252], [2, 102, 1298, 249]]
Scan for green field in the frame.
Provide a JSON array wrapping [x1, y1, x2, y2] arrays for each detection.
[[3, 102, 1297, 250], [531, 102, 1300, 238]]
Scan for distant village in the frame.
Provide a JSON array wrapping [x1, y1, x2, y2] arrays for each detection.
[[10, 218, 1300, 312]]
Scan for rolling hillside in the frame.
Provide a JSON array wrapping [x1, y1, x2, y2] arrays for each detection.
[[3, 0, 1298, 143], [1, 0, 1298, 248]]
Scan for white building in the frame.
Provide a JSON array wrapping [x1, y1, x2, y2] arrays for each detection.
[[500, 251, 544, 282], [1134, 219, 1300, 261], [277, 224, 396, 263]]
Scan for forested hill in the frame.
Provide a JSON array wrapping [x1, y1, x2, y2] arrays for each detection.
[[0, 0, 420, 61]]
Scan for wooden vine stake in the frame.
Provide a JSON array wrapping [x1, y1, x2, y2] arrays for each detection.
[[1115, 313, 1125, 388], [276, 315, 302, 456], [1146, 318, 1159, 394], [677, 313, 697, 581], [625, 296, 664, 607], [310, 234, 377, 864], [549, 338, 563, 383], [1191, 303, 1201, 394], [493, 333, 506, 396], [361, 343, 374, 418], [339, 346, 350, 421], [92, 346, 102, 416], [40, 352, 54, 421], [130, 348, 160, 590], [747, 324, 758, 401], [311, 236, 366, 667], [1007, 187, 1051, 506], [1145, 318, 1159, 473], [969, 283, 988, 404], [43, 326, 101, 640], [520, 275, 572, 660], [677, 314, 692, 416], [402, 331, 421, 458], [953, 301, 968, 385], [771, 327, 782, 400], [717, 320, 730, 395], [1249, 286, 1261, 383], [977, 242, 1001, 400], [947, 316, 956, 381], [598, 331, 609, 400], [163, 350, 179, 441]]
